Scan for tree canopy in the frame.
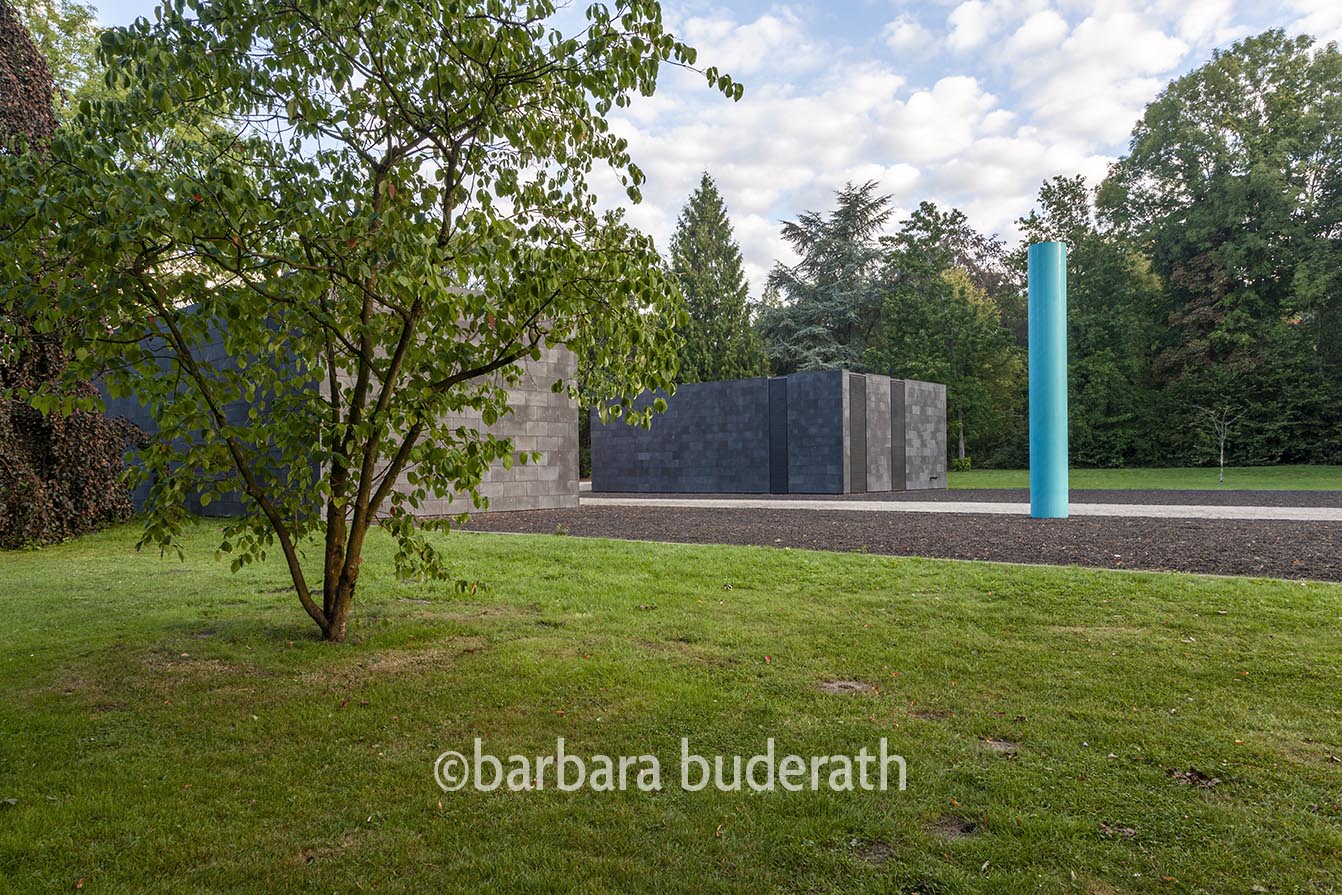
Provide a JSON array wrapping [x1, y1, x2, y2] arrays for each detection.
[[0, 0, 740, 640], [757, 180, 891, 374]]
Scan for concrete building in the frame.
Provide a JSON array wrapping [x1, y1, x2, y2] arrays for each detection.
[[591, 370, 946, 494]]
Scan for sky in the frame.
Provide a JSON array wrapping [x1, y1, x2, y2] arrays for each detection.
[[93, 0, 1342, 293]]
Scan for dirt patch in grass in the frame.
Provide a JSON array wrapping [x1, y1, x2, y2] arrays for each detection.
[[47, 645, 275, 708], [980, 737, 1019, 755], [909, 707, 953, 721], [294, 833, 358, 865], [852, 840, 896, 865], [354, 638, 490, 676], [819, 679, 873, 695], [1167, 767, 1221, 788], [634, 638, 734, 667], [926, 815, 978, 840]]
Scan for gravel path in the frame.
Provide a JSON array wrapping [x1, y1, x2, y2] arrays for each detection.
[[465, 503, 1342, 581], [594, 488, 1342, 507]]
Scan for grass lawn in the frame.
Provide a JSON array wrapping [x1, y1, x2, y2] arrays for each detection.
[[950, 464, 1342, 491], [3, 523, 1341, 893]]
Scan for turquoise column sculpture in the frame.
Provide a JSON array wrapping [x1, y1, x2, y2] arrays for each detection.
[[1028, 241, 1068, 518]]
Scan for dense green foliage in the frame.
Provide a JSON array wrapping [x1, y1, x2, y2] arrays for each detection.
[[757, 181, 890, 374], [756, 30, 1342, 468], [668, 173, 767, 383], [0, 0, 738, 638], [0, 0, 134, 547], [873, 203, 1023, 462]]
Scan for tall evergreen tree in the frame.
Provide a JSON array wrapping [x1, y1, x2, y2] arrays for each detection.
[[757, 181, 891, 373], [668, 173, 767, 383]]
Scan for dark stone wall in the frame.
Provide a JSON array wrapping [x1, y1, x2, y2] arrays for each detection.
[[101, 321, 579, 516], [590, 378, 772, 493], [590, 369, 947, 494], [785, 371, 846, 494]]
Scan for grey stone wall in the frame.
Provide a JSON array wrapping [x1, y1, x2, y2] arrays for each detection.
[[590, 378, 771, 493], [591, 369, 947, 494], [863, 374, 893, 491], [903, 379, 947, 490], [401, 343, 579, 513], [102, 324, 579, 516]]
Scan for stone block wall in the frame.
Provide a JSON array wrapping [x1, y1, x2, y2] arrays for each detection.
[[589, 378, 771, 493], [101, 324, 579, 516], [591, 369, 946, 494], [902, 379, 947, 490], [786, 371, 847, 494], [398, 343, 579, 514]]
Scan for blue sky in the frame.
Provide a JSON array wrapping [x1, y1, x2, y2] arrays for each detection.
[[92, 0, 1342, 290]]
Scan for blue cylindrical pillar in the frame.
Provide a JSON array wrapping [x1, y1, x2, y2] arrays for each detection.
[[1028, 242, 1068, 518]]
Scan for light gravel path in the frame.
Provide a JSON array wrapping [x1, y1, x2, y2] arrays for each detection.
[[581, 495, 1342, 522]]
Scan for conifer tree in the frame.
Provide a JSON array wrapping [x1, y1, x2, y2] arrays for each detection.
[[669, 173, 767, 383]]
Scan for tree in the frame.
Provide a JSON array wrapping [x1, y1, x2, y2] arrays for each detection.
[[1196, 404, 1243, 484], [0, 0, 134, 547], [9, 0, 99, 101], [870, 202, 1024, 464], [1017, 176, 1162, 466], [1100, 30, 1342, 464], [0, 0, 740, 641], [668, 173, 766, 383], [756, 181, 891, 374]]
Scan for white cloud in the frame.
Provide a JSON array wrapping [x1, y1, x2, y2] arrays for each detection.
[[1006, 10, 1189, 142], [1005, 10, 1069, 57], [1290, 0, 1342, 44], [883, 16, 933, 53], [675, 6, 821, 76], [585, 1, 1277, 297], [947, 1, 998, 52]]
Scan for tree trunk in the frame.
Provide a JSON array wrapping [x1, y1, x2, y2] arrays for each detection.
[[957, 409, 966, 460], [1219, 434, 1226, 484]]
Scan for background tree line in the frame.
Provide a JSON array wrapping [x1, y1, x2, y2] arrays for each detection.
[[676, 30, 1342, 469]]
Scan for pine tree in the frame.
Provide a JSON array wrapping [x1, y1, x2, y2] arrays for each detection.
[[669, 173, 767, 383], [756, 181, 891, 374]]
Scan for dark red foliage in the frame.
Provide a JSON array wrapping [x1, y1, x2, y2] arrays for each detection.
[[0, 0, 57, 151], [0, 1, 137, 546]]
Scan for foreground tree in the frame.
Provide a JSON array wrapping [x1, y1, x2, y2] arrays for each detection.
[[0, 0, 739, 640], [668, 173, 766, 383]]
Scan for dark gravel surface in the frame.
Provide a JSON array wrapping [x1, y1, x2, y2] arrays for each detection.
[[467, 504, 1342, 581], [590, 488, 1342, 507]]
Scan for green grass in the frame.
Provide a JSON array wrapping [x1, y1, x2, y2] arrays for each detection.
[[950, 464, 1342, 490], [3, 524, 1342, 894]]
